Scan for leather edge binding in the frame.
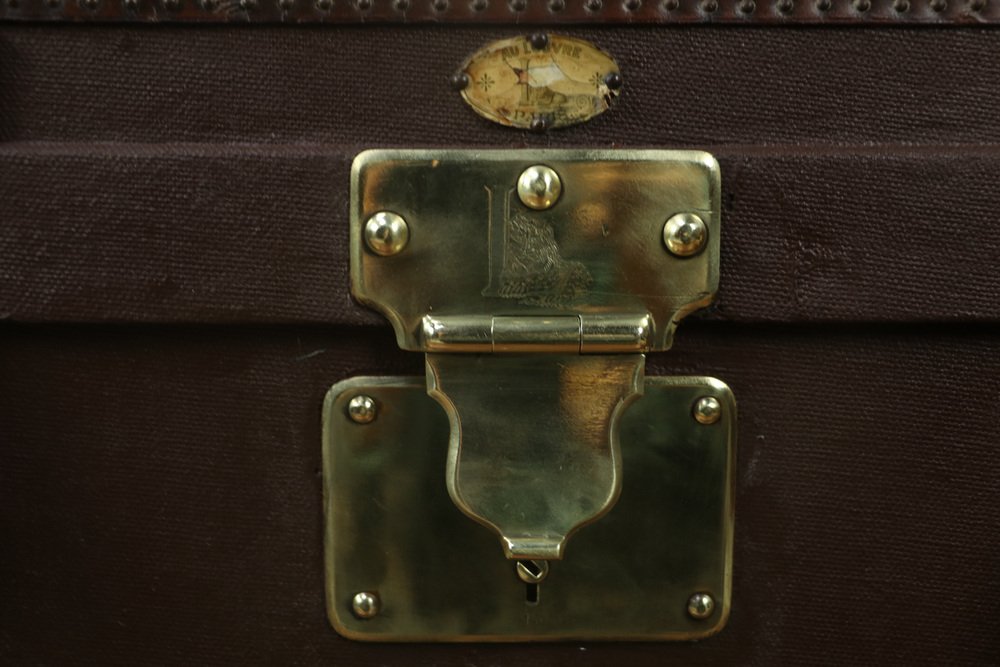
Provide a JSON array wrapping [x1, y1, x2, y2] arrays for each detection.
[[1, 0, 997, 24]]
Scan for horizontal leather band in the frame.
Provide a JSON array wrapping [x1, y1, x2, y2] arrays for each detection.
[[3, 142, 999, 326], [2, 0, 998, 23]]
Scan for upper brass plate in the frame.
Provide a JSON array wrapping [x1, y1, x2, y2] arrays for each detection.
[[457, 35, 621, 130], [351, 149, 721, 353]]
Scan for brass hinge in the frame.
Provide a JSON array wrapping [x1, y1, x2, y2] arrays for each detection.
[[324, 149, 736, 641]]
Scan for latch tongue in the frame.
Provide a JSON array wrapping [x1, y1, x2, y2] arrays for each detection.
[[427, 353, 644, 560], [351, 149, 720, 561]]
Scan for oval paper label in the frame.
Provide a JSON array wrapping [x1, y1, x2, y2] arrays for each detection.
[[458, 35, 621, 130]]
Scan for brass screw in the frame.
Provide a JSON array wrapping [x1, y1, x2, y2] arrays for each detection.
[[517, 165, 562, 211], [693, 396, 722, 425], [663, 213, 707, 257], [364, 211, 410, 257], [687, 592, 715, 620], [351, 591, 380, 619], [347, 395, 377, 424]]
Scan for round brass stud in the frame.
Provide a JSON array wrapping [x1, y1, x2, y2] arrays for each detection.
[[517, 165, 562, 211], [663, 213, 707, 257], [351, 591, 380, 619], [693, 396, 722, 425], [687, 592, 715, 620], [347, 395, 377, 424], [364, 211, 409, 257]]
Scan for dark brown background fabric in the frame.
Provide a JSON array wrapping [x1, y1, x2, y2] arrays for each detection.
[[2, 324, 999, 665], [1, 23, 999, 666]]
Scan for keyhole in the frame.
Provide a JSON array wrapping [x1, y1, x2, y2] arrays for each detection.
[[515, 559, 549, 606]]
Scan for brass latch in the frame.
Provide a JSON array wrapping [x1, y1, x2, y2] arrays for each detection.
[[324, 149, 735, 641]]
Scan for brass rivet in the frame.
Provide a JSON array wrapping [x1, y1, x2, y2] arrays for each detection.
[[930, 0, 946, 9], [364, 211, 409, 257], [663, 213, 707, 257], [347, 395, 377, 424], [351, 591, 380, 619], [517, 165, 562, 211], [852, 0, 870, 10], [624, 0, 641, 9], [687, 592, 715, 620], [515, 560, 550, 584], [693, 396, 722, 425], [777, 0, 793, 12], [739, 0, 756, 11], [815, 0, 831, 9], [585, 0, 602, 10]]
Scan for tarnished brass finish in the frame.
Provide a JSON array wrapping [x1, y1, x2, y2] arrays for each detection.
[[352, 149, 720, 353], [334, 148, 732, 640], [351, 148, 721, 563], [456, 35, 621, 130], [323, 376, 735, 641], [428, 353, 644, 560]]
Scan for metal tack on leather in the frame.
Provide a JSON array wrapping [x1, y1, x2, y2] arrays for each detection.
[[2, 0, 995, 22]]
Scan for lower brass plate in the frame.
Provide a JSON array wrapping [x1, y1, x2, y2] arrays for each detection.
[[323, 376, 735, 642]]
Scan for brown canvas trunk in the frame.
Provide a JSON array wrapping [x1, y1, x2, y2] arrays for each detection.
[[1, 14, 999, 666]]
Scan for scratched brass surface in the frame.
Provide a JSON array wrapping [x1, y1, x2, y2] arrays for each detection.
[[457, 35, 621, 130], [323, 375, 735, 642], [350, 149, 721, 353], [427, 353, 644, 560]]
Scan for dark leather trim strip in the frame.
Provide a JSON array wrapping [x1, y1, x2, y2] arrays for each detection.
[[2, 142, 999, 327], [1, 0, 998, 23]]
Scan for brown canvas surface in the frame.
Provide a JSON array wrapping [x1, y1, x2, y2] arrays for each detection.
[[1, 24, 999, 665]]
